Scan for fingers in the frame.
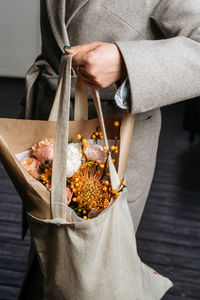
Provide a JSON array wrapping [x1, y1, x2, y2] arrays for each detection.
[[72, 51, 88, 67], [74, 67, 101, 89], [64, 42, 101, 67], [64, 49, 92, 71], [76, 66, 91, 78], [63, 42, 107, 88], [75, 67, 94, 85], [72, 51, 98, 82], [64, 42, 100, 55], [64, 42, 103, 82]]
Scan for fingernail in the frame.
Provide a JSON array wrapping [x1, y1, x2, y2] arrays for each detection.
[[64, 45, 71, 50]]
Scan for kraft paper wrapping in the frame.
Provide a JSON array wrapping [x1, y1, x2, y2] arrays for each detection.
[[0, 116, 126, 220]]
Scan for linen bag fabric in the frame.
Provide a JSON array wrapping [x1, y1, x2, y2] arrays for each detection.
[[0, 53, 172, 299], [27, 54, 172, 299], [0, 71, 127, 299]]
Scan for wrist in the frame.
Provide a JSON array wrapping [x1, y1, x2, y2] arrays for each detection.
[[114, 43, 127, 81]]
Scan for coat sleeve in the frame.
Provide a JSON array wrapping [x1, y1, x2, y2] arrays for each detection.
[[116, 0, 200, 114]]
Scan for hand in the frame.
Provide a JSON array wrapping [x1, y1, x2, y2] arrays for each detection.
[[64, 42, 127, 89]]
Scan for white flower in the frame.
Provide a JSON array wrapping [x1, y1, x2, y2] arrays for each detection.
[[66, 143, 82, 177]]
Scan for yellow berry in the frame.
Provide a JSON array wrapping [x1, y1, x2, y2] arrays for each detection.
[[95, 131, 99, 136], [82, 155, 86, 160], [82, 138, 87, 144], [110, 145, 116, 151], [106, 173, 110, 177], [112, 189, 118, 194], [99, 135, 104, 140], [83, 143, 88, 148], [104, 180, 109, 186], [99, 131, 103, 135], [100, 164, 105, 169], [76, 134, 82, 140], [78, 209, 81, 212], [75, 183, 79, 187], [114, 121, 119, 127], [72, 197, 77, 202], [103, 186, 107, 191], [115, 192, 120, 197], [92, 134, 96, 139], [83, 210, 87, 214], [103, 146, 107, 151], [115, 149, 119, 154], [78, 148, 82, 153], [112, 158, 116, 163], [122, 181, 126, 186], [83, 216, 87, 220], [72, 188, 76, 193]]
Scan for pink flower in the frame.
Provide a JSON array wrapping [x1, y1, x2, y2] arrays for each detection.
[[83, 144, 107, 163], [32, 138, 54, 163], [20, 158, 40, 179], [44, 185, 72, 206], [66, 186, 72, 205]]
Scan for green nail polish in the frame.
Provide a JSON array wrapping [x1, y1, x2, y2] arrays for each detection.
[[64, 45, 71, 50]]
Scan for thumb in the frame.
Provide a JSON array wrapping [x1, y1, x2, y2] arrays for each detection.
[[64, 42, 100, 54]]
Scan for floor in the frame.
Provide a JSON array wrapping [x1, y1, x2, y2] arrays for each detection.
[[0, 77, 200, 299]]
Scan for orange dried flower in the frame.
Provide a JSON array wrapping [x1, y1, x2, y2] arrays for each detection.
[[70, 162, 112, 211], [40, 167, 52, 184]]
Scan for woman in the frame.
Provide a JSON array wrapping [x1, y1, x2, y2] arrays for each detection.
[[23, 0, 200, 231], [20, 0, 200, 298]]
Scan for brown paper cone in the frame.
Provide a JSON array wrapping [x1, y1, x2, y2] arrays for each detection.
[[0, 116, 122, 220]]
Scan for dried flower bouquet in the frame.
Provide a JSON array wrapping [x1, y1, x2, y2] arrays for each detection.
[[18, 121, 126, 220]]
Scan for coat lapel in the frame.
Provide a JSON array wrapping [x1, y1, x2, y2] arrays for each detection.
[[65, 0, 89, 28], [46, 0, 89, 51]]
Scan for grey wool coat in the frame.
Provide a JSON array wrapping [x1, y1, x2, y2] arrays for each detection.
[[24, 0, 200, 232]]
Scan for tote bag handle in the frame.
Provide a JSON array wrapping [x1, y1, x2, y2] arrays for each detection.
[[50, 54, 134, 221], [49, 58, 88, 122], [49, 56, 135, 182]]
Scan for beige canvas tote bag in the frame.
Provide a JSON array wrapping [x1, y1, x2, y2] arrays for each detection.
[[0, 54, 172, 299]]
